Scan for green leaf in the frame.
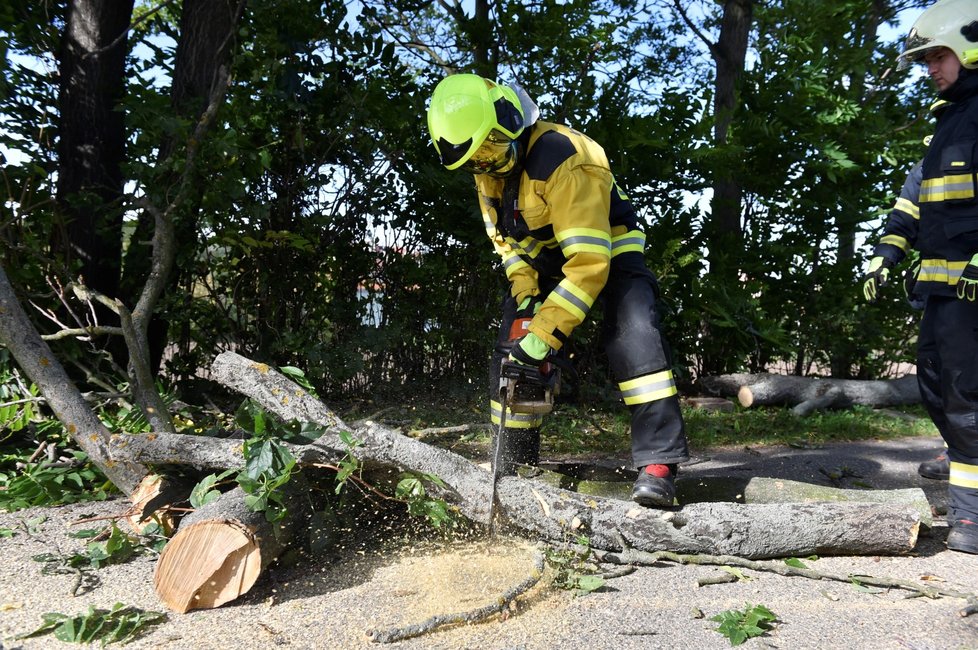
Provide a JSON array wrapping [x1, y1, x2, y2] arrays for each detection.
[[783, 557, 808, 569], [711, 604, 777, 646], [19, 603, 166, 645], [720, 566, 751, 581], [189, 470, 234, 508]]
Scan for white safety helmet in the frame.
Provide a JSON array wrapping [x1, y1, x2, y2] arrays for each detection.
[[898, 0, 978, 69]]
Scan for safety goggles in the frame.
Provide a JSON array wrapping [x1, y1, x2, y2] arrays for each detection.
[[459, 131, 518, 176]]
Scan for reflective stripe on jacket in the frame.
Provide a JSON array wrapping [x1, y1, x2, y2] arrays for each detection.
[[474, 121, 643, 350]]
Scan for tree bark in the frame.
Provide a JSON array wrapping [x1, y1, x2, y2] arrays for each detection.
[[700, 372, 920, 408], [708, 0, 753, 263], [54, 0, 134, 306], [0, 266, 148, 494], [742, 476, 932, 528]]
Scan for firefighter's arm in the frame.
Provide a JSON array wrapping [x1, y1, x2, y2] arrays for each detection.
[[873, 161, 922, 267], [528, 164, 612, 351]]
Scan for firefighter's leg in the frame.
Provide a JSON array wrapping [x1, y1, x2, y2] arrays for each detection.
[[602, 253, 689, 498], [927, 296, 978, 553], [916, 298, 952, 480], [488, 292, 542, 475]]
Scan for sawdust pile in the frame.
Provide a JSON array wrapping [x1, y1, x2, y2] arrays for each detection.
[[363, 537, 549, 632]]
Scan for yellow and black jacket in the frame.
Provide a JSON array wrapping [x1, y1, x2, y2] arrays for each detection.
[[874, 74, 978, 296], [474, 121, 644, 351]]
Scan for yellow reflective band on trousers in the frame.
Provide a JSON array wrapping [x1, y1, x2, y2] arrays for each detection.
[[618, 370, 678, 406], [611, 230, 646, 257], [919, 174, 977, 202], [489, 400, 543, 428], [550, 278, 595, 322], [556, 227, 612, 258], [893, 197, 919, 220], [879, 234, 909, 252], [950, 461, 978, 490], [918, 259, 969, 285]]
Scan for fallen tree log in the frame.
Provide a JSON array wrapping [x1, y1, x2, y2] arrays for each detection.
[[700, 372, 920, 409], [108, 353, 923, 611], [153, 478, 309, 613], [136, 352, 921, 559], [742, 477, 932, 528], [112, 429, 922, 560]]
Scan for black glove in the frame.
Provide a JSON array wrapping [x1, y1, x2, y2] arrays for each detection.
[[957, 254, 978, 302], [862, 256, 893, 302]]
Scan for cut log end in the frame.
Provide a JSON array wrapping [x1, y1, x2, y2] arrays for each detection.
[[737, 385, 755, 408], [154, 520, 262, 613]]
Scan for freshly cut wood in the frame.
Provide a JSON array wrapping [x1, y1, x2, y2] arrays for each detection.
[[742, 477, 933, 528], [700, 372, 920, 409], [126, 473, 188, 535], [153, 481, 307, 613]]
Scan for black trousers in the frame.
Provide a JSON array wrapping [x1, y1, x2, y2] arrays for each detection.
[[489, 252, 689, 470], [917, 295, 978, 525]]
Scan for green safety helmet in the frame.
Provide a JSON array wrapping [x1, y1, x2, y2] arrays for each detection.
[[898, 0, 978, 69], [427, 74, 525, 175]]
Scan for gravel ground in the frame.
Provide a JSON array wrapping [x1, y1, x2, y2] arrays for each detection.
[[1, 435, 977, 650]]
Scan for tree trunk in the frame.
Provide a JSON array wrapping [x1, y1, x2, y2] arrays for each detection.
[[0, 266, 148, 493], [53, 0, 134, 358], [700, 372, 920, 408], [707, 0, 753, 269]]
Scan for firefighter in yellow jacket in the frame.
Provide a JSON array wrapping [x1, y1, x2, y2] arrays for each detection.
[[862, 0, 978, 554], [427, 74, 690, 507]]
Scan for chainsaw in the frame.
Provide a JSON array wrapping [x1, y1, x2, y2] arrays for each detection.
[[487, 317, 561, 535]]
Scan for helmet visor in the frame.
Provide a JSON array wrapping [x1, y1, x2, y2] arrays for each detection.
[[459, 131, 518, 176], [898, 27, 935, 70]]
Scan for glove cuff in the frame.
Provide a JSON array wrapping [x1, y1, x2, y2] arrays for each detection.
[[511, 333, 550, 364]]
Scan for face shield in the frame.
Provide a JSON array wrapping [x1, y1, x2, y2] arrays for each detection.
[[898, 28, 936, 70], [458, 130, 520, 178]]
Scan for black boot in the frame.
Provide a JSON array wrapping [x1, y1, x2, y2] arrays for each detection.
[[631, 464, 676, 507], [918, 453, 949, 481], [947, 520, 978, 555]]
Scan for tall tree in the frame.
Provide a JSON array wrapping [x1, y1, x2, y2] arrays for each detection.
[[53, 0, 135, 327], [671, 0, 753, 275]]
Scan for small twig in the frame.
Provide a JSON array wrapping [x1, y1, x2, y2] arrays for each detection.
[[307, 462, 401, 502], [366, 548, 546, 643], [41, 326, 124, 341], [697, 572, 739, 587], [409, 423, 482, 438], [27, 440, 49, 463]]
